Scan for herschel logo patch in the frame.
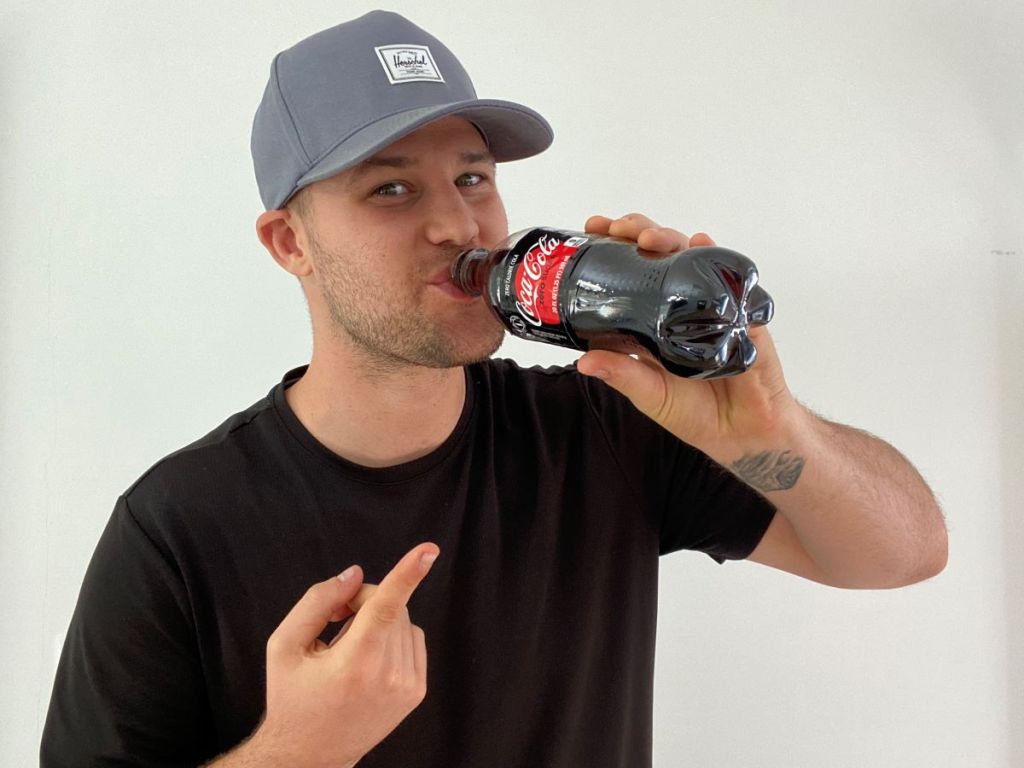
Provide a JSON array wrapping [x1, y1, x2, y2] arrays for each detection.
[[374, 44, 444, 84]]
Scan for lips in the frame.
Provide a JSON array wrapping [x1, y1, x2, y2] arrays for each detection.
[[427, 267, 454, 285], [426, 265, 474, 301]]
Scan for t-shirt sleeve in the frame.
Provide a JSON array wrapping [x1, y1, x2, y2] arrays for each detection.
[[41, 494, 215, 767], [657, 437, 777, 562], [578, 370, 776, 562]]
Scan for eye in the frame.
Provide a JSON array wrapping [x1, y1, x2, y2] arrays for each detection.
[[371, 181, 410, 198], [369, 172, 490, 200]]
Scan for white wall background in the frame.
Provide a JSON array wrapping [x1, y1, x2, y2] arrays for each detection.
[[2, 1, 1021, 765]]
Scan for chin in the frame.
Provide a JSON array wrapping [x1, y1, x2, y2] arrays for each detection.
[[450, 327, 505, 367]]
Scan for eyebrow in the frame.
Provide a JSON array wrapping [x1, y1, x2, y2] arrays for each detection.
[[343, 150, 496, 187]]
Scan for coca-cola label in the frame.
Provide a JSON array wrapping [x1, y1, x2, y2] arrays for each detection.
[[491, 228, 588, 347], [515, 235, 580, 326]]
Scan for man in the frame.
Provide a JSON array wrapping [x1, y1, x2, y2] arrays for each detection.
[[41, 10, 947, 768]]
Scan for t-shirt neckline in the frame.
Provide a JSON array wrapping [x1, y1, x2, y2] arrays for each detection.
[[270, 363, 477, 485]]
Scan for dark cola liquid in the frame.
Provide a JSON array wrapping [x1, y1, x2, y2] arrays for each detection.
[[452, 226, 774, 379]]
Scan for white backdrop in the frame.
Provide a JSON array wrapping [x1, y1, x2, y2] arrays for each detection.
[[2, 1, 1022, 765]]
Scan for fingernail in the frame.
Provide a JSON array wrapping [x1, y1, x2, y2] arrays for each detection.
[[420, 552, 438, 571], [338, 565, 357, 582]]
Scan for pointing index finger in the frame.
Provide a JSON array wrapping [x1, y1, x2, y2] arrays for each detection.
[[361, 543, 440, 626]]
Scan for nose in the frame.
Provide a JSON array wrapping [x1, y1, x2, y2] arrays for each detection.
[[422, 184, 480, 248]]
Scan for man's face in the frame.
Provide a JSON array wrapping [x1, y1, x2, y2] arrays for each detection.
[[296, 116, 509, 371]]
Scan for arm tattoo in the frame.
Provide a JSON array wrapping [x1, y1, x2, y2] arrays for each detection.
[[730, 450, 805, 492]]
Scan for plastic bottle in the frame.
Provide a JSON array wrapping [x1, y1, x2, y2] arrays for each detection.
[[451, 226, 773, 379]]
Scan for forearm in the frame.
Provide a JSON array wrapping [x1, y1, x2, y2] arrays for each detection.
[[203, 740, 265, 768], [202, 729, 280, 768], [202, 725, 358, 768], [717, 403, 948, 588]]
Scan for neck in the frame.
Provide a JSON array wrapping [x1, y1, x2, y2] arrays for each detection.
[[285, 338, 468, 468]]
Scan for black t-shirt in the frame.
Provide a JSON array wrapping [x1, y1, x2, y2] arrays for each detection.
[[41, 359, 775, 767]]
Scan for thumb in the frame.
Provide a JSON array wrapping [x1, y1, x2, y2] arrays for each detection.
[[577, 349, 670, 420], [269, 565, 365, 658]]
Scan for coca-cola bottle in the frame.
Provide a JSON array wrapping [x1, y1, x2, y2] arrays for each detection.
[[452, 226, 774, 379]]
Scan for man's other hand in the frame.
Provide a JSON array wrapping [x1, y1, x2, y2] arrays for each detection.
[[214, 543, 440, 768]]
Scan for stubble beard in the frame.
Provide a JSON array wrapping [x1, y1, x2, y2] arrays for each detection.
[[309, 234, 505, 373]]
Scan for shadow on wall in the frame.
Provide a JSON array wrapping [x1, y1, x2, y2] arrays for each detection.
[[974, 26, 1024, 761], [998, 248, 1024, 765], [924, 5, 1024, 760]]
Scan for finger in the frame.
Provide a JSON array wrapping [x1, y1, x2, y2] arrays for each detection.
[[741, 325, 789, 398], [606, 213, 662, 241], [688, 231, 717, 247], [584, 215, 613, 234], [576, 349, 674, 422], [346, 582, 378, 615], [358, 543, 440, 631], [268, 565, 364, 658], [636, 227, 690, 254], [327, 614, 357, 649]]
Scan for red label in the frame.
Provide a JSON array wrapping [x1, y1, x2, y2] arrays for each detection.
[[513, 234, 580, 327]]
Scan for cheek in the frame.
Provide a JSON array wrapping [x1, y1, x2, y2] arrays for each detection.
[[479, 198, 509, 245]]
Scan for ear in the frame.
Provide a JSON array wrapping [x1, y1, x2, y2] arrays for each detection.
[[256, 208, 312, 278]]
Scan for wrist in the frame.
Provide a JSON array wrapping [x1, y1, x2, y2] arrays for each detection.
[[242, 718, 362, 768], [710, 400, 823, 495], [232, 721, 303, 768]]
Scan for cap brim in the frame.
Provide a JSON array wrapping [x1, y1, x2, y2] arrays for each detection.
[[282, 99, 553, 207]]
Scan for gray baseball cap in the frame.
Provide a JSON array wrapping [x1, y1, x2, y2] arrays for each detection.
[[251, 10, 554, 211]]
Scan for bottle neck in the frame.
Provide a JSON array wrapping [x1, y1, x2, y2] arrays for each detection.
[[451, 248, 490, 296]]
